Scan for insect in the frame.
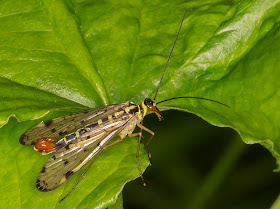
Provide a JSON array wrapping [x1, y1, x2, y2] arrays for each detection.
[[19, 11, 229, 202]]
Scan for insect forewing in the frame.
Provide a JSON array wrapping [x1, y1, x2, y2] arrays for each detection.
[[19, 103, 126, 146]]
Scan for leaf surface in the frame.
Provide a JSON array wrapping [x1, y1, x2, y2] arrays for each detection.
[[0, 0, 280, 208]]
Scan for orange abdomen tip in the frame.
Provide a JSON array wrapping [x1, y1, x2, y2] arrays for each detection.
[[34, 137, 56, 155]]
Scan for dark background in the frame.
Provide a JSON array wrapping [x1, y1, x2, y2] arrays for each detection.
[[123, 110, 280, 209]]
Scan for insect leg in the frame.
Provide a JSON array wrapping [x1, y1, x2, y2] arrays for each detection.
[[136, 123, 154, 165], [103, 137, 122, 150], [103, 133, 141, 150], [105, 133, 146, 186], [128, 131, 146, 186]]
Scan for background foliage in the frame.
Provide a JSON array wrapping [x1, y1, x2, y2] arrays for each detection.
[[0, 0, 280, 208]]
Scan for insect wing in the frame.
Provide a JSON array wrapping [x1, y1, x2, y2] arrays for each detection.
[[36, 113, 135, 191], [19, 103, 128, 146]]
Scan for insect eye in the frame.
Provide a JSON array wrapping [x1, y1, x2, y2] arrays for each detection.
[[144, 98, 153, 107]]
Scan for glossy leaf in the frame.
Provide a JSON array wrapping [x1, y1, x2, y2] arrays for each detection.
[[0, 0, 280, 208]]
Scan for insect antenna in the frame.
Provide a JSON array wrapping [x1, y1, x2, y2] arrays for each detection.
[[153, 10, 187, 101], [157, 96, 230, 107], [152, 10, 229, 108]]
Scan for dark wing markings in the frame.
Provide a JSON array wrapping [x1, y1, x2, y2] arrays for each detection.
[[36, 115, 134, 191], [20, 103, 128, 146]]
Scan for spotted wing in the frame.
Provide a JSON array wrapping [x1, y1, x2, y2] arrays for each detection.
[[36, 114, 135, 191], [19, 103, 128, 146]]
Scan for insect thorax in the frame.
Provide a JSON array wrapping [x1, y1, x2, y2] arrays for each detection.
[[125, 102, 145, 120]]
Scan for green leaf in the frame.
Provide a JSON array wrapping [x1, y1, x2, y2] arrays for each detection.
[[108, 193, 123, 209], [0, 0, 280, 208], [270, 194, 280, 209]]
